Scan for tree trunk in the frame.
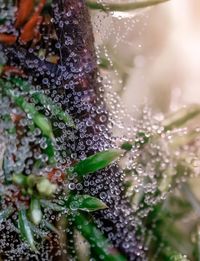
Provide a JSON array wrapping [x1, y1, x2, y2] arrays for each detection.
[[3, 0, 145, 260]]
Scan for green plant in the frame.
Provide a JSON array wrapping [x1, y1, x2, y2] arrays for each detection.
[[1, 0, 200, 261]]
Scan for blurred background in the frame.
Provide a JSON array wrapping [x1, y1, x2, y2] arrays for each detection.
[[90, 2, 200, 259], [92, 0, 200, 114]]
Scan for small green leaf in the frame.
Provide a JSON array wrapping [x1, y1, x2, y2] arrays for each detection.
[[33, 113, 54, 140], [5, 88, 54, 140], [12, 173, 27, 187], [121, 132, 149, 151], [42, 137, 55, 164], [69, 195, 108, 212], [30, 197, 42, 225], [135, 131, 150, 147], [73, 149, 123, 176], [18, 209, 37, 252], [121, 142, 133, 151], [0, 207, 14, 224], [74, 213, 127, 261]]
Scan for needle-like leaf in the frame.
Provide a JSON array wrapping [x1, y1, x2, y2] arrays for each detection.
[[72, 149, 123, 176], [5, 88, 54, 140], [69, 195, 108, 212], [18, 209, 37, 252]]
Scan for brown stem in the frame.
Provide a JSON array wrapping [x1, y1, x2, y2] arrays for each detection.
[[51, 1, 144, 260]]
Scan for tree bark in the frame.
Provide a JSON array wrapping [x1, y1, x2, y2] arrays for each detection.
[[3, 0, 145, 260]]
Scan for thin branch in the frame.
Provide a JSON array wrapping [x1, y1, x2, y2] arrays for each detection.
[[86, 0, 169, 12], [51, 1, 145, 260]]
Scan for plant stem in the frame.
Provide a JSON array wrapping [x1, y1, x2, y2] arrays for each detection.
[[163, 105, 200, 131], [86, 0, 169, 12]]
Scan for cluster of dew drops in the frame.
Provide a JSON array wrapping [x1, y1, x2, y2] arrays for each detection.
[[0, 90, 64, 259], [0, 1, 200, 260]]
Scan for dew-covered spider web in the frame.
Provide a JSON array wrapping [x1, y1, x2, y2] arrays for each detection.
[[0, 1, 199, 260]]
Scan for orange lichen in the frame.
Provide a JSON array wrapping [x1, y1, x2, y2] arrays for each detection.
[[19, 15, 42, 43], [19, 0, 46, 43], [1, 66, 25, 76], [15, 0, 35, 28], [0, 34, 17, 45], [0, 0, 46, 45]]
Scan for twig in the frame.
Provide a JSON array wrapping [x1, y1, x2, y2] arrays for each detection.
[[86, 0, 169, 12]]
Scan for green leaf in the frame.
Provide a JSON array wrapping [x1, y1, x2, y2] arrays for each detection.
[[69, 195, 108, 212], [0, 207, 14, 224], [12, 173, 27, 187], [18, 209, 37, 252], [11, 78, 75, 128], [30, 197, 42, 225], [5, 88, 54, 140], [74, 213, 127, 261], [86, 0, 169, 12], [41, 199, 65, 212], [33, 113, 54, 140], [42, 137, 55, 164], [73, 149, 123, 176], [121, 142, 133, 151]]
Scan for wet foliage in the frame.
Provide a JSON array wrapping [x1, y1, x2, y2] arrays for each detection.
[[0, 0, 200, 261]]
